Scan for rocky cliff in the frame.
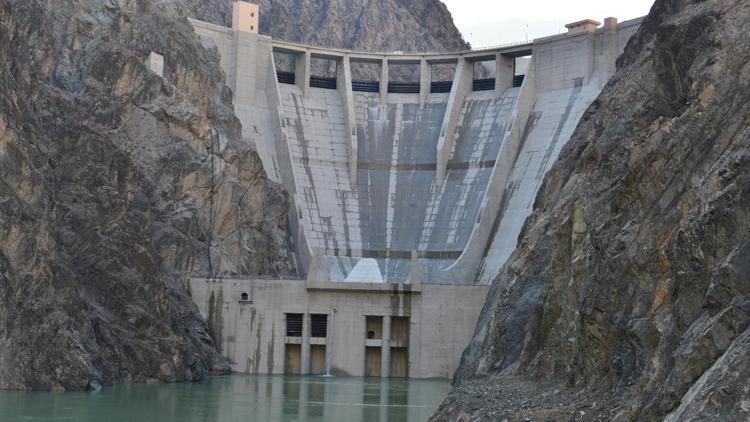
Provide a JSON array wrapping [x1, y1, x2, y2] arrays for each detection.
[[185, 0, 468, 53], [0, 0, 293, 390], [197, 0, 469, 79], [434, 0, 750, 420], [256, 0, 467, 52]]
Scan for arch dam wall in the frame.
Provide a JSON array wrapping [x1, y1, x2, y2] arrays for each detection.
[[190, 14, 642, 286]]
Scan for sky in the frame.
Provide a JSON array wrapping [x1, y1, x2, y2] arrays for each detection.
[[441, 0, 656, 47]]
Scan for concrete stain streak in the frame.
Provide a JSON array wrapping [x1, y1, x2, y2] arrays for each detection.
[[267, 321, 275, 375], [536, 85, 583, 182], [422, 93, 517, 256], [478, 83, 605, 284], [253, 315, 263, 374]]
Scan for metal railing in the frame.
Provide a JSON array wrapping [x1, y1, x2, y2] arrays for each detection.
[[310, 76, 337, 89], [277, 71, 295, 85], [430, 81, 453, 93], [472, 78, 496, 91], [270, 38, 533, 57], [466, 40, 534, 53], [352, 80, 380, 93], [388, 82, 421, 94]]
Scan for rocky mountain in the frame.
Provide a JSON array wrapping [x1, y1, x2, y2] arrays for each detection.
[[0, 0, 293, 390], [196, 0, 469, 80], [184, 0, 468, 53], [256, 0, 468, 52], [433, 0, 750, 420]]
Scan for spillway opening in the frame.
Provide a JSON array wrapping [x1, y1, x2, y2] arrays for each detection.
[[351, 60, 381, 92], [309, 56, 338, 89], [387, 62, 421, 94], [273, 50, 297, 84], [472, 59, 497, 91], [430, 62, 455, 93]]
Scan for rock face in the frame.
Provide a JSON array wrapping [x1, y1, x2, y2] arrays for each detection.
[[0, 0, 294, 390], [195, 0, 468, 79], [256, 0, 467, 52], [434, 0, 750, 420], [171, 0, 468, 53]]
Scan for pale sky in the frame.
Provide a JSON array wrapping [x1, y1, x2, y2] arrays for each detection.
[[441, 0, 656, 47]]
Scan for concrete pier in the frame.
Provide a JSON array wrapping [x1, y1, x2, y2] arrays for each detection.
[[301, 312, 311, 374], [436, 57, 472, 185], [419, 59, 430, 108], [379, 59, 389, 104], [338, 56, 358, 187], [380, 316, 391, 378], [296, 51, 310, 96], [495, 53, 513, 94]]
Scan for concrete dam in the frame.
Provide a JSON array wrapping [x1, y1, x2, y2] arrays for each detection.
[[184, 2, 642, 379]]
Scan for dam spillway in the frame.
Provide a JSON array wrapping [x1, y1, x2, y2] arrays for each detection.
[[190, 14, 641, 285], [186, 5, 642, 378], [280, 85, 521, 283]]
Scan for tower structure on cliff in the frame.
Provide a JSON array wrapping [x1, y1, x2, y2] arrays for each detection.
[[232, 1, 259, 34]]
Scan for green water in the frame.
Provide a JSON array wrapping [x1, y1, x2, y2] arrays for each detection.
[[0, 375, 449, 422]]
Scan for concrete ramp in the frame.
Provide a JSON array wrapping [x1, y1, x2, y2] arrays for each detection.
[[345, 259, 385, 283], [279, 86, 519, 282], [421, 90, 519, 255], [478, 83, 603, 283], [280, 85, 357, 254]]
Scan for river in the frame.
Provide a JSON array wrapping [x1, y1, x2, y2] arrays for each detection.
[[0, 375, 449, 421]]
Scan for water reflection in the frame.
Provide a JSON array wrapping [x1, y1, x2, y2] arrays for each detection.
[[0, 375, 449, 422], [362, 379, 411, 422]]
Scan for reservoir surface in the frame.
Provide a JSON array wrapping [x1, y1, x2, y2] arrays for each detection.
[[0, 375, 449, 421]]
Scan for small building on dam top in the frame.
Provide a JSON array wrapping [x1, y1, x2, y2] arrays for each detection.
[[181, 2, 643, 379]]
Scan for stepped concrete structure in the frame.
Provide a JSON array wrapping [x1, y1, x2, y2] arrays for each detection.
[[187, 3, 642, 379]]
